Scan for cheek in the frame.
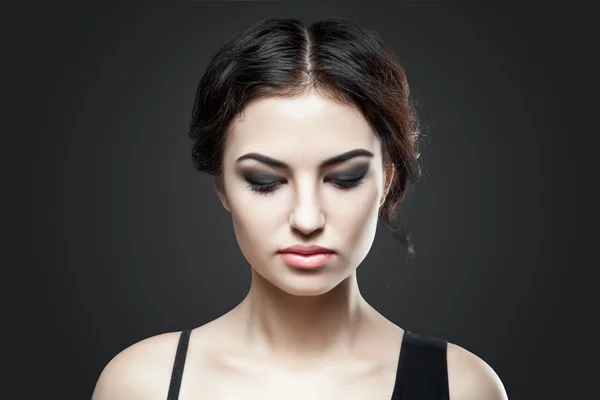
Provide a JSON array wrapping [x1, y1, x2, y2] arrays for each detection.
[[331, 183, 381, 253], [227, 188, 283, 262], [331, 183, 380, 216]]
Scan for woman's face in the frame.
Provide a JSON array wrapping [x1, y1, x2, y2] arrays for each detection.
[[216, 90, 392, 296]]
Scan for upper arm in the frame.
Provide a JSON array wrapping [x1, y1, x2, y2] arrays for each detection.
[[91, 332, 180, 400], [447, 342, 509, 400]]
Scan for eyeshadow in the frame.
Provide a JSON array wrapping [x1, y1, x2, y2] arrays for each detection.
[[243, 172, 278, 183], [331, 165, 370, 180]]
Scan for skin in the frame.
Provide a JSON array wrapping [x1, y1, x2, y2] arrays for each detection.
[[92, 90, 508, 400]]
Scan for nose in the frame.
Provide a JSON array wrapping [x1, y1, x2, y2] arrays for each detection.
[[288, 186, 326, 236]]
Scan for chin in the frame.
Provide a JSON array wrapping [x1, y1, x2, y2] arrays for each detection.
[[275, 283, 341, 297], [260, 267, 351, 297]]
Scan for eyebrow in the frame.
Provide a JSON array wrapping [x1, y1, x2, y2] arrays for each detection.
[[236, 149, 374, 169]]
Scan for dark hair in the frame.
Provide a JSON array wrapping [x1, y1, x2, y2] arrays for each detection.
[[188, 18, 423, 257]]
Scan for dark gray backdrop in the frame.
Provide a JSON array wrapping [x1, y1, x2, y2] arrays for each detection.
[[5, 1, 597, 399]]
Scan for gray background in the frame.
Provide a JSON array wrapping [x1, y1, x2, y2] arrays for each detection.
[[5, 1, 597, 399]]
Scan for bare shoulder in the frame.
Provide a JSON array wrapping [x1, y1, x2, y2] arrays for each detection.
[[446, 342, 509, 400], [91, 331, 183, 400]]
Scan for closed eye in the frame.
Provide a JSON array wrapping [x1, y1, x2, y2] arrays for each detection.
[[246, 176, 366, 194], [328, 177, 365, 189]]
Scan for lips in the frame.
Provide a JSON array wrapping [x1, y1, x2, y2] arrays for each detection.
[[277, 252, 335, 269], [277, 245, 335, 269]]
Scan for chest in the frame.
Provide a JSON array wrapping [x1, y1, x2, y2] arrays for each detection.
[[177, 357, 399, 400]]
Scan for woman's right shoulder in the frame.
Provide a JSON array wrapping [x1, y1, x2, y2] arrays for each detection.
[[91, 330, 184, 400]]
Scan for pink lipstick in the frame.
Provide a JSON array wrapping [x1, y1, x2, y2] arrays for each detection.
[[278, 252, 334, 269], [278, 244, 335, 269]]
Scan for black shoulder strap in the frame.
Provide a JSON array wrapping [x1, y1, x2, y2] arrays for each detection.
[[166, 329, 192, 400], [390, 330, 450, 400]]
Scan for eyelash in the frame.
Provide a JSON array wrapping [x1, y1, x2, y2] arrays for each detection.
[[246, 177, 365, 194]]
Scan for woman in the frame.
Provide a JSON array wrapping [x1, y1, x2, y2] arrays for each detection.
[[92, 18, 508, 400]]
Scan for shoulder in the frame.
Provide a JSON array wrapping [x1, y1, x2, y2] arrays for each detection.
[[446, 342, 509, 400], [91, 331, 183, 400]]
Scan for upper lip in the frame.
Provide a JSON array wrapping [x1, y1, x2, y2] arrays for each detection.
[[279, 245, 335, 254]]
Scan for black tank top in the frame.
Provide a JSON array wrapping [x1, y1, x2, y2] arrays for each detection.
[[166, 329, 449, 400]]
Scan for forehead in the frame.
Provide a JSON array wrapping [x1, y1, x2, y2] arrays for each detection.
[[225, 92, 381, 164]]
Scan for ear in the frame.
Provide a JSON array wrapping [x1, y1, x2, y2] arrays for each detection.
[[212, 177, 231, 213], [380, 164, 395, 208]]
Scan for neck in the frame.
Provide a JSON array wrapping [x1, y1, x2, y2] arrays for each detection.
[[232, 269, 376, 362]]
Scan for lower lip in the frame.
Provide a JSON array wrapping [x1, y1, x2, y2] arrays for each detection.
[[278, 252, 335, 269]]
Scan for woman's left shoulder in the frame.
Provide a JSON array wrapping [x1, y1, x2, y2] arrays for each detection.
[[446, 341, 509, 400]]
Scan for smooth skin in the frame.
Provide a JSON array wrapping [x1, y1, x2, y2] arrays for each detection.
[[92, 90, 508, 400]]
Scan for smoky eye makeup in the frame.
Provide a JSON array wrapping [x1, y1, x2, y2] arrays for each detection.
[[243, 171, 279, 185], [241, 163, 370, 182], [239, 170, 280, 192], [329, 164, 370, 181], [240, 163, 371, 193]]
